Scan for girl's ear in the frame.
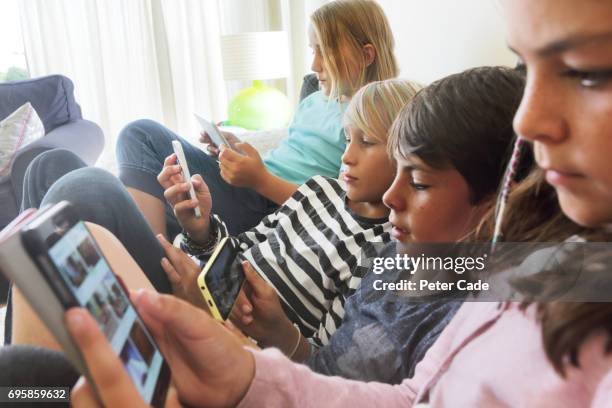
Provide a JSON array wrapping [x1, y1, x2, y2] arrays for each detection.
[[363, 44, 376, 67]]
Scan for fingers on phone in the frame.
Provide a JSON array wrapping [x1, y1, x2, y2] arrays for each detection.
[[66, 309, 139, 405], [236, 290, 253, 313], [163, 182, 193, 206], [163, 153, 178, 165], [158, 159, 182, 188], [207, 145, 220, 156], [242, 262, 264, 290], [191, 174, 207, 192], [231, 291, 253, 325], [200, 131, 211, 143], [173, 196, 199, 213]]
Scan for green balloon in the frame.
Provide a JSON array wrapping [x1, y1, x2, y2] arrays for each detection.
[[228, 80, 291, 130]]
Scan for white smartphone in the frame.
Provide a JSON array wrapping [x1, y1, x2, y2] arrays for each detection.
[[171, 140, 201, 218], [194, 113, 233, 150]]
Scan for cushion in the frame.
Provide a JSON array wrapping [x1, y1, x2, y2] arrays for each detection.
[[0, 75, 82, 134], [0, 102, 44, 177]]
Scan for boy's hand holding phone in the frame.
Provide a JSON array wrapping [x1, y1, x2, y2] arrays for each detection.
[[68, 290, 256, 408], [158, 154, 212, 244], [230, 261, 299, 355], [219, 143, 268, 189]]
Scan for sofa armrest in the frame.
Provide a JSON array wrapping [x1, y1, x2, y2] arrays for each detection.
[[7, 120, 105, 211], [31, 119, 105, 165]]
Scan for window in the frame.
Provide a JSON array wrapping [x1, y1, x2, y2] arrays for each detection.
[[0, 0, 29, 82]]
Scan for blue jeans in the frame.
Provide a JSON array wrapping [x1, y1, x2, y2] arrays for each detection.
[[5, 149, 171, 345], [116, 119, 278, 237]]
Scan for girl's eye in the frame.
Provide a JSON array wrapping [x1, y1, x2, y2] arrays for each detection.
[[563, 68, 612, 88], [409, 181, 430, 191]]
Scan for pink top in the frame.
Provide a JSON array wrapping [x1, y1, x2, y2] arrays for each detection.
[[238, 302, 612, 407]]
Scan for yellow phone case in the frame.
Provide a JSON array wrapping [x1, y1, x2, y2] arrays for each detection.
[[197, 237, 230, 321]]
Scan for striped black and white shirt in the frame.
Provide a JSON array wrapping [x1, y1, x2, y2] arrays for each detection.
[[193, 176, 392, 346]]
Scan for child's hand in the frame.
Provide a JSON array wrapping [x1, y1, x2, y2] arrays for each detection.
[[67, 290, 255, 408], [200, 130, 241, 157], [223, 320, 260, 350], [230, 261, 298, 354], [219, 143, 268, 189], [157, 234, 210, 312], [158, 153, 212, 244]]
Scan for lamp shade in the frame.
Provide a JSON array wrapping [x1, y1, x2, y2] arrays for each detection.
[[220, 31, 290, 80]]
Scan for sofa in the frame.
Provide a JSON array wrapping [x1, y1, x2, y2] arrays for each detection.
[[0, 75, 105, 229], [0, 75, 105, 302]]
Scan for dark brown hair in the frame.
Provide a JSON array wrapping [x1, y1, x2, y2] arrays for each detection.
[[388, 66, 526, 204], [475, 165, 612, 376]]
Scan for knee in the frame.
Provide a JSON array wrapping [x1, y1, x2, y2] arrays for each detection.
[[116, 119, 168, 154], [43, 167, 127, 208], [26, 148, 86, 180]]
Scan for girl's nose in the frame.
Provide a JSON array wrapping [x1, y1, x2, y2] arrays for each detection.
[[513, 70, 568, 145]]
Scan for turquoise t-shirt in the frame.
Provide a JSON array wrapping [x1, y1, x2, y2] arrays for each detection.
[[263, 91, 346, 184]]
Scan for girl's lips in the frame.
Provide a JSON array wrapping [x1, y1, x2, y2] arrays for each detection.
[[545, 169, 584, 187]]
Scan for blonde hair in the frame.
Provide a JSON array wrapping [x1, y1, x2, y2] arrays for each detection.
[[311, 0, 399, 99], [343, 79, 422, 143]]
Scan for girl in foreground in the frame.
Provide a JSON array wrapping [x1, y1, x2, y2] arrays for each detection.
[[67, 0, 612, 406]]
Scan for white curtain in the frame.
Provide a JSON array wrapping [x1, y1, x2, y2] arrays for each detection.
[[158, 0, 227, 142], [18, 0, 320, 169], [19, 0, 166, 169]]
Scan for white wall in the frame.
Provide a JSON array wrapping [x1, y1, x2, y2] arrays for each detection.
[[373, 0, 517, 84]]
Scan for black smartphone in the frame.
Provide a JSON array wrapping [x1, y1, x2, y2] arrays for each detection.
[[20, 202, 170, 406], [197, 237, 246, 321]]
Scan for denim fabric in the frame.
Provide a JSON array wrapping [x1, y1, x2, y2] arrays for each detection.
[[116, 119, 278, 237], [5, 149, 171, 345]]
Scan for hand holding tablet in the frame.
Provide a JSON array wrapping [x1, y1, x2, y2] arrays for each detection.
[[194, 113, 234, 150]]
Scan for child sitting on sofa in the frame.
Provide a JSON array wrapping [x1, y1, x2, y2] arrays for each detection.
[[200, 66, 527, 381], [116, 0, 399, 238], [7, 66, 524, 391], [67, 1, 612, 405], [156, 79, 422, 351], [8, 79, 420, 350]]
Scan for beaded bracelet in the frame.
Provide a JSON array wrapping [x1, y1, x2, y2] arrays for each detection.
[[181, 216, 219, 256]]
